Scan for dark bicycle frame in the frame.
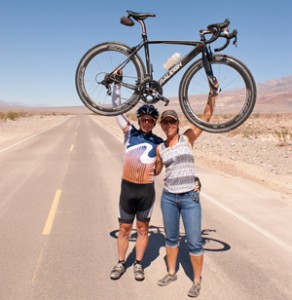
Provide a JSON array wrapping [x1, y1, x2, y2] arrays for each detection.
[[137, 39, 204, 81], [112, 18, 218, 92], [114, 40, 214, 89]]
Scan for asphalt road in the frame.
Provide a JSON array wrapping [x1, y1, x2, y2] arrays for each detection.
[[0, 115, 291, 300]]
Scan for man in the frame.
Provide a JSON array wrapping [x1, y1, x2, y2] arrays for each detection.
[[110, 78, 163, 281]]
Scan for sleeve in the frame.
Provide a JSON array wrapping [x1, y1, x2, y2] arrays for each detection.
[[112, 83, 131, 130]]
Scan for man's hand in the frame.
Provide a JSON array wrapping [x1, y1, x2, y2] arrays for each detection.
[[113, 69, 123, 83]]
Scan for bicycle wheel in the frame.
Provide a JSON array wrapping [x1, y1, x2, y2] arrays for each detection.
[[179, 54, 257, 133], [76, 42, 146, 116]]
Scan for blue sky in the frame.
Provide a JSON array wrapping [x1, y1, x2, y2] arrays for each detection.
[[0, 0, 291, 107]]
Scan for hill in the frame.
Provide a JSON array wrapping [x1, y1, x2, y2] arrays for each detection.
[[0, 75, 291, 114]]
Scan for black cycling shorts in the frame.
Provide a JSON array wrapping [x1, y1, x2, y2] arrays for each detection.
[[118, 180, 155, 224]]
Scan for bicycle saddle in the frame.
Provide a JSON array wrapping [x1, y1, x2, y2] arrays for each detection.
[[121, 11, 156, 27], [127, 10, 156, 20]]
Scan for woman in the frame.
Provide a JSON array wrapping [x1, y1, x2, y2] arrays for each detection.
[[155, 87, 216, 297]]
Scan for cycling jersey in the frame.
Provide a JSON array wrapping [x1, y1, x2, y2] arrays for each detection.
[[122, 125, 163, 184]]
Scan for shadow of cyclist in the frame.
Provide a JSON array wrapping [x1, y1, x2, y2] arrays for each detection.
[[175, 229, 231, 280], [109, 226, 231, 275], [109, 225, 165, 269]]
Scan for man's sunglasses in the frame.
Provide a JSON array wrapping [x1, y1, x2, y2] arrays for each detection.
[[140, 117, 156, 124]]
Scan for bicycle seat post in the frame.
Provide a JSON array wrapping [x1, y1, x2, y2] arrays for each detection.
[[137, 19, 152, 78], [137, 19, 147, 38]]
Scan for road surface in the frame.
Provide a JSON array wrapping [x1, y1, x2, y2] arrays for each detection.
[[0, 115, 291, 299]]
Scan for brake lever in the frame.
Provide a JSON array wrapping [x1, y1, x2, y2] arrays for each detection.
[[231, 29, 238, 47]]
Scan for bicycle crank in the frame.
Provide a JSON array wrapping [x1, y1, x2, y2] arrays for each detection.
[[139, 79, 169, 106]]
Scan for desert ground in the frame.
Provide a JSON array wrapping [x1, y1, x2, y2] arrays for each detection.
[[1, 109, 291, 202]]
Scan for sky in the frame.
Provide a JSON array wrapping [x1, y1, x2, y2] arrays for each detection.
[[0, 0, 291, 107]]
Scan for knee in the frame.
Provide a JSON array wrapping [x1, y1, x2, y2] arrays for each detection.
[[136, 223, 149, 238], [118, 224, 132, 238], [165, 237, 180, 248], [188, 239, 203, 255]]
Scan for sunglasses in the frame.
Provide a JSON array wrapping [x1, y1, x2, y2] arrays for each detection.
[[140, 117, 156, 124], [161, 119, 177, 125]]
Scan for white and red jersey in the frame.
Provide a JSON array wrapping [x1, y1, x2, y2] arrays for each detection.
[[122, 125, 163, 184]]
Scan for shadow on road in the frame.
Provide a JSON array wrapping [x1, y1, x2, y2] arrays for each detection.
[[109, 226, 231, 280]]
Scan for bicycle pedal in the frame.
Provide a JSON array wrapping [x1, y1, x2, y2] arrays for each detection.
[[158, 95, 170, 106]]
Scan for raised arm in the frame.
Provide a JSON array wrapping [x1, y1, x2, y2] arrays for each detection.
[[112, 82, 131, 143], [112, 83, 130, 130], [184, 79, 218, 146]]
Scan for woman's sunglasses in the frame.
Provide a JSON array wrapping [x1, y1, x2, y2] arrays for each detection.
[[161, 119, 177, 125]]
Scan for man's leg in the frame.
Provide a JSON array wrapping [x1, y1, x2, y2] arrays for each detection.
[[110, 222, 132, 280], [135, 220, 149, 261], [133, 220, 149, 281], [117, 223, 133, 261]]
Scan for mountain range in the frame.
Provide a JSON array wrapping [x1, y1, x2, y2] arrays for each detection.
[[0, 75, 291, 114]]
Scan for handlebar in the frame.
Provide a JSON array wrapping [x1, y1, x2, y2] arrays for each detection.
[[200, 18, 238, 52]]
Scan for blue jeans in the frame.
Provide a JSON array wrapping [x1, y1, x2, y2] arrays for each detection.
[[161, 190, 203, 256]]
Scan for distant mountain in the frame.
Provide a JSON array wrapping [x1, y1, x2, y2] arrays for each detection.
[[255, 76, 292, 112], [0, 100, 49, 112], [1, 75, 292, 114], [257, 76, 292, 92], [164, 75, 292, 114]]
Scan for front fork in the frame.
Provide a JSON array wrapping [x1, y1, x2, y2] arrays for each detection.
[[202, 46, 219, 94]]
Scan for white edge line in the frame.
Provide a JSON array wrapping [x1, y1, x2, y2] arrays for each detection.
[[201, 191, 292, 254], [0, 117, 72, 154], [91, 118, 123, 143]]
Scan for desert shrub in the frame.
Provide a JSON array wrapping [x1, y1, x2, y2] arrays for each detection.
[[6, 111, 19, 121], [241, 122, 260, 138], [273, 128, 292, 146], [0, 112, 8, 121], [252, 113, 261, 118]]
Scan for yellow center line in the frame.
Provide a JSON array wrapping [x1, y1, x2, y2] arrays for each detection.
[[42, 189, 62, 235], [70, 144, 74, 152], [31, 248, 44, 285]]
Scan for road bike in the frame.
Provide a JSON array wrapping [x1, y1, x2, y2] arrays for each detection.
[[75, 10, 257, 133]]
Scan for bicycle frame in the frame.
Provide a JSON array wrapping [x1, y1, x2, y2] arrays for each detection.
[[117, 39, 213, 86], [113, 16, 217, 92]]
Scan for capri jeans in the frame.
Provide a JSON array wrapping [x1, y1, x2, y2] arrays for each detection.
[[161, 189, 203, 256]]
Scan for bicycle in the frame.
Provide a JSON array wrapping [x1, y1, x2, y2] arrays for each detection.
[[75, 10, 257, 133]]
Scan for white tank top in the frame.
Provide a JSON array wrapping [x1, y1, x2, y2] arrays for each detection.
[[160, 135, 196, 193]]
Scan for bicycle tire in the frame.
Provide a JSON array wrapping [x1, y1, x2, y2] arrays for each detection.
[[179, 54, 257, 133], [76, 42, 146, 116]]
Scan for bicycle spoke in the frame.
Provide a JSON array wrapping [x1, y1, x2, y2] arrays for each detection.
[[179, 55, 256, 133], [76, 42, 145, 115]]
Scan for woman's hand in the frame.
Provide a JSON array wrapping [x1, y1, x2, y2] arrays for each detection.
[[194, 176, 202, 192]]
